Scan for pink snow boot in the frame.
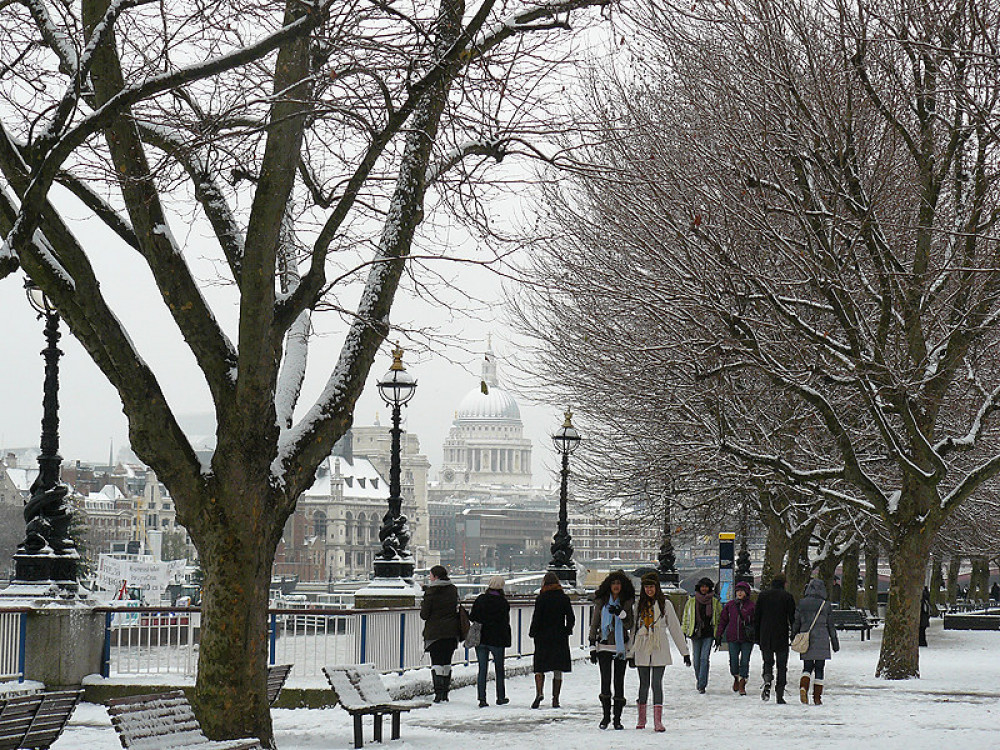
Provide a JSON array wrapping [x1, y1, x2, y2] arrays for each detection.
[[653, 705, 665, 732], [635, 703, 646, 729]]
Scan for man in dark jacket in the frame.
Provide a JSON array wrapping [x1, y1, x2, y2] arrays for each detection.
[[754, 573, 796, 703]]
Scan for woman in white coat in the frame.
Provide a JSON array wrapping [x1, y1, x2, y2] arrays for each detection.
[[628, 572, 690, 731]]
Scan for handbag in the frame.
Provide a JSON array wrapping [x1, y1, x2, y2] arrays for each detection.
[[741, 613, 756, 643], [791, 605, 824, 654], [458, 604, 471, 641], [466, 621, 483, 648]]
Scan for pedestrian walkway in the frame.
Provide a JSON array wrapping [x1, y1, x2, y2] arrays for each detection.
[[51, 623, 999, 749]]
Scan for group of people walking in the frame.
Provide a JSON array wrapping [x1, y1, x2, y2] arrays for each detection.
[[419, 565, 841, 726]]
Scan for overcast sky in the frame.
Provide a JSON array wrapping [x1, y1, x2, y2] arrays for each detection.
[[0, 196, 564, 487]]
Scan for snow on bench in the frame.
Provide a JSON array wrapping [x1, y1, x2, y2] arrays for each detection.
[[323, 665, 431, 749], [266, 665, 292, 706], [0, 689, 81, 749], [107, 690, 263, 750]]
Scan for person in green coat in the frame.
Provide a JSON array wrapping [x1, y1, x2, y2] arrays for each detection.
[[682, 577, 722, 693]]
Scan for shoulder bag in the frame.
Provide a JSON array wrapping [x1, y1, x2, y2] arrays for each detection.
[[790, 604, 823, 654]]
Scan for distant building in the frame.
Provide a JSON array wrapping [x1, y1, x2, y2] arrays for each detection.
[[0, 451, 36, 506], [436, 342, 533, 491]]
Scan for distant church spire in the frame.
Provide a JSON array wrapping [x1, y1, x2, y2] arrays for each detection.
[[481, 336, 498, 387]]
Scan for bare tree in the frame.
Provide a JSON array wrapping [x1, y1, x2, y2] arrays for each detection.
[[0, 0, 612, 743], [514, 0, 1000, 680]]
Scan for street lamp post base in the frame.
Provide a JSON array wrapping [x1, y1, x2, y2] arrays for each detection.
[[354, 571, 420, 609], [548, 565, 576, 586], [373, 558, 415, 581]]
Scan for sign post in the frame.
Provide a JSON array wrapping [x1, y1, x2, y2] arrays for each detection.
[[719, 532, 735, 602]]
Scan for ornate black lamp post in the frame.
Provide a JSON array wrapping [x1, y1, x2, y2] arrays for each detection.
[[735, 495, 754, 586], [548, 408, 581, 585], [373, 345, 417, 581], [657, 481, 680, 586], [13, 280, 78, 592]]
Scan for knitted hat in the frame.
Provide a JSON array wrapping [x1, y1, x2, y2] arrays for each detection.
[[641, 572, 661, 587], [735, 581, 752, 594]]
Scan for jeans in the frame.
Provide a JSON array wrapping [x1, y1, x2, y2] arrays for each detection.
[[802, 659, 825, 681], [475, 645, 505, 701], [761, 648, 789, 694], [597, 651, 626, 700], [728, 641, 753, 679], [690, 637, 712, 690], [636, 665, 665, 704]]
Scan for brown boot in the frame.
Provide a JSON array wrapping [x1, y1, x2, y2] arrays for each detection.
[[732, 676, 740, 692], [551, 678, 562, 708], [738, 678, 747, 696], [799, 675, 810, 704], [531, 673, 544, 709], [813, 682, 823, 705]]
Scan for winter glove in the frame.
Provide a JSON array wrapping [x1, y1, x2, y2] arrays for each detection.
[[683, 654, 692, 667], [590, 649, 598, 664], [606, 603, 622, 617]]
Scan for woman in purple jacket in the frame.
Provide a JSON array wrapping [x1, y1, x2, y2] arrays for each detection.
[[716, 581, 756, 695]]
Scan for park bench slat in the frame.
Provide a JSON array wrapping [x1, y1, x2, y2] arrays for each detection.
[[107, 690, 263, 750], [0, 689, 81, 750], [266, 664, 292, 706]]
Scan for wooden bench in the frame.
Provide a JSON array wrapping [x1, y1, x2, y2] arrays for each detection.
[[266, 664, 292, 706], [831, 608, 873, 640], [0, 689, 81, 749], [107, 690, 263, 749], [323, 665, 431, 749]]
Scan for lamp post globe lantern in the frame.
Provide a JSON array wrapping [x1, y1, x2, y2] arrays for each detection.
[[373, 345, 417, 582], [13, 279, 79, 593], [548, 408, 580, 585]]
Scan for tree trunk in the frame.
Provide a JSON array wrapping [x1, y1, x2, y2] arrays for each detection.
[[784, 533, 812, 601], [817, 553, 841, 606], [876, 531, 934, 679], [970, 557, 990, 602], [946, 556, 961, 607], [864, 544, 880, 614], [841, 545, 860, 608], [928, 554, 943, 609], [760, 522, 788, 590], [190, 483, 282, 748]]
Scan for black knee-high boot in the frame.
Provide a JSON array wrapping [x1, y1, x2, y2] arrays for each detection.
[[598, 694, 611, 729], [612, 698, 626, 730]]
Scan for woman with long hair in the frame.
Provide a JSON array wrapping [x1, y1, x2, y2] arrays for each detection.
[[681, 577, 721, 693], [528, 571, 576, 708], [589, 570, 635, 729], [628, 572, 690, 731], [420, 565, 460, 702], [470, 575, 512, 707]]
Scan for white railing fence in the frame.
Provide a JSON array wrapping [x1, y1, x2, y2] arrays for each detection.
[[0, 610, 26, 682], [100, 601, 593, 679]]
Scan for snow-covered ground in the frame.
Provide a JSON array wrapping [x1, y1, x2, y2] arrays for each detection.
[[55, 620, 999, 749]]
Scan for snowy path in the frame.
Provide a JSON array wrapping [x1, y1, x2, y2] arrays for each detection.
[[53, 622, 999, 749]]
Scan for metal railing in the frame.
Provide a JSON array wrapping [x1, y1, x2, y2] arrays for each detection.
[[0, 609, 27, 682], [99, 601, 593, 678]]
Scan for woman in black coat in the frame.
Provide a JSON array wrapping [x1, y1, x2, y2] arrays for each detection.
[[529, 571, 576, 709], [470, 575, 512, 707], [421, 565, 460, 702]]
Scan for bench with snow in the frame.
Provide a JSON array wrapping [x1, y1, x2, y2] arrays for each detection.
[[323, 665, 431, 749], [107, 690, 263, 749], [266, 664, 292, 706], [0, 689, 82, 749], [831, 608, 873, 640]]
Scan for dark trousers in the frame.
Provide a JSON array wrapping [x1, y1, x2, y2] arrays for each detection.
[[428, 638, 458, 666], [475, 645, 505, 701], [761, 648, 789, 694], [802, 659, 826, 681], [597, 651, 626, 700]]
